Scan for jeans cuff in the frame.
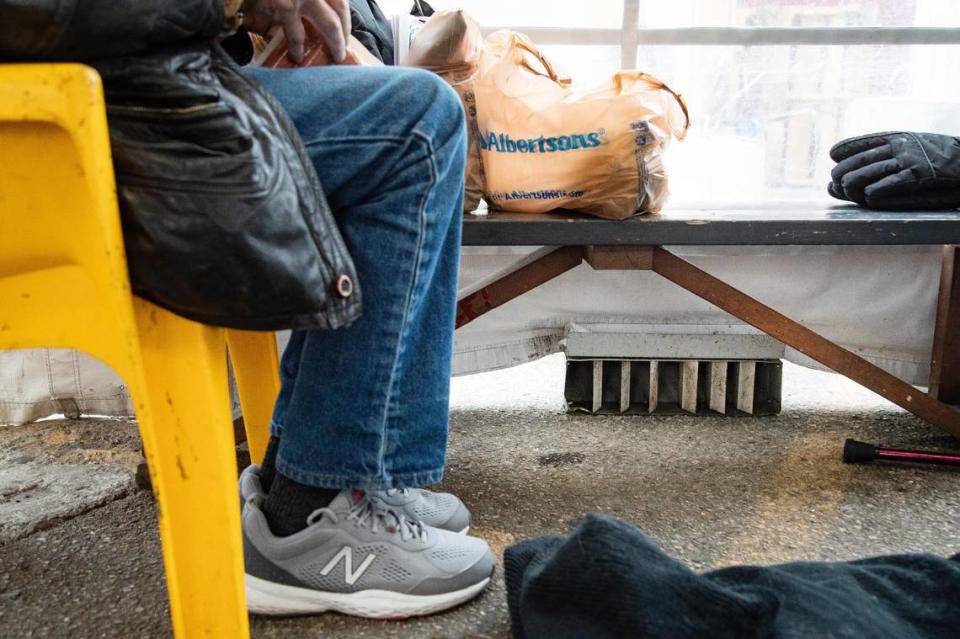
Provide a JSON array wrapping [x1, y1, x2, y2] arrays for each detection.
[[275, 456, 444, 491]]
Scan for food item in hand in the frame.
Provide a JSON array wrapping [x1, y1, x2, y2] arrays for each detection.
[[255, 25, 382, 68]]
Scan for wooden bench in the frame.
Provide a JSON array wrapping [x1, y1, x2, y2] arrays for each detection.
[[456, 206, 960, 437]]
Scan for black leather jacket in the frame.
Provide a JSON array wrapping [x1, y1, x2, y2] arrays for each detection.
[[0, 0, 361, 331]]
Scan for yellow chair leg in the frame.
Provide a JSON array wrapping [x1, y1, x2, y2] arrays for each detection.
[[226, 330, 281, 466], [133, 300, 249, 639]]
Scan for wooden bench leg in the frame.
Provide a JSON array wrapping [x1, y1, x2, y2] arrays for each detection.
[[649, 246, 960, 437], [456, 246, 584, 328], [930, 245, 960, 405]]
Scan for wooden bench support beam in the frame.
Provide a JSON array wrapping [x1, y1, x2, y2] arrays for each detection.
[[650, 246, 960, 437], [456, 246, 584, 328], [930, 245, 960, 404]]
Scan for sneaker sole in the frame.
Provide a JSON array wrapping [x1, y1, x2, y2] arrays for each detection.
[[245, 574, 491, 619]]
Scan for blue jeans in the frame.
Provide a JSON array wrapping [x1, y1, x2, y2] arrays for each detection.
[[247, 65, 466, 490]]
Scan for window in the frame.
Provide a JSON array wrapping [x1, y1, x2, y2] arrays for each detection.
[[379, 1, 960, 205]]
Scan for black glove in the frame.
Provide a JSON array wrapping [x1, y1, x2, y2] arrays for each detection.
[[828, 131, 960, 210]]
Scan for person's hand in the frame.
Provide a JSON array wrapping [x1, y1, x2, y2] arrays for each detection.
[[828, 131, 960, 210], [244, 0, 351, 63]]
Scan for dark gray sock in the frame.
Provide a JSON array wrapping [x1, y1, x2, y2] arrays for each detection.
[[259, 435, 280, 492], [262, 472, 340, 537]]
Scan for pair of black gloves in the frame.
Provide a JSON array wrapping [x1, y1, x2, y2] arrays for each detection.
[[828, 131, 960, 210]]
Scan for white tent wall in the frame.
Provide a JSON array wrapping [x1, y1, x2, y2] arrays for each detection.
[[0, 349, 132, 425], [0, 348, 245, 426]]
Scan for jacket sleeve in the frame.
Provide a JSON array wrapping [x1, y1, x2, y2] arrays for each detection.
[[0, 0, 225, 61]]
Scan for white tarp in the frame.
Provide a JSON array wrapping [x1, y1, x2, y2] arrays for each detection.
[[0, 244, 941, 425], [452, 244, 941, 384]]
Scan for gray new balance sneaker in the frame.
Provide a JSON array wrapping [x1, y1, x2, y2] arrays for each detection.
[[243, 491, 495, 618], [239, 465, 471, 534]]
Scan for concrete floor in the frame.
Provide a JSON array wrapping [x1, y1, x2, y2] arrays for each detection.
[[0, 356, 958, 638]]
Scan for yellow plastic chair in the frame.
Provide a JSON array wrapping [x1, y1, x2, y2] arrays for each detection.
[[0, 63, 279, 637]]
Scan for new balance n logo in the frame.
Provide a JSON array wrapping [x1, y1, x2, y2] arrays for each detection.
[[320, 547, 376, 585]]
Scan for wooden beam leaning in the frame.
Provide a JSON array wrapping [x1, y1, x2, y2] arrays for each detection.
[[592, 360, 603, 413], [620, 361, 632, 414], [681, 361, 699, 414], [456, 246, 584, 328], [709, 361, 727, 415], [930, 245, 960, 404], [737, 362, 756, 415], [648, 361, 659, 414], [650, 246, 960, 437]]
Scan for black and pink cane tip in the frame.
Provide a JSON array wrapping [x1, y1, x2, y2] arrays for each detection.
[[843, 439, 877, 464]]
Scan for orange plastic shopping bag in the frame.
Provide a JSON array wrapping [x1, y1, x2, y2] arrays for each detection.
[[474, 31, 689, 219]]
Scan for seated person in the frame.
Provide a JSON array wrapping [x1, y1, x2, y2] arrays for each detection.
[[0, 0, 492, 620], [232, 0, 495, 619]]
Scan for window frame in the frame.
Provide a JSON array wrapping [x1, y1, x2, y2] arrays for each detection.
[[476, 0, 960, 69]]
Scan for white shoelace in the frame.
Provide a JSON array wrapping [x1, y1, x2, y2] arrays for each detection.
[[307, 495, 426, 542]]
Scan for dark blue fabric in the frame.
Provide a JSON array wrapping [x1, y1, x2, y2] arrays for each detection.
[[505, 513, 960, 639]]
